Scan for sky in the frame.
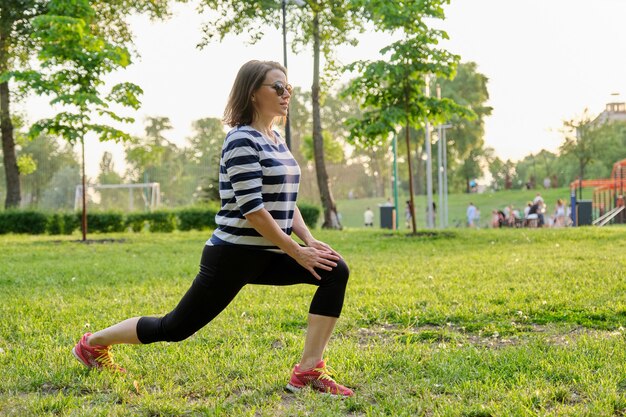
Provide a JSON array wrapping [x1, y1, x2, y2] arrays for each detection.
[[19, 0, 626, 177]]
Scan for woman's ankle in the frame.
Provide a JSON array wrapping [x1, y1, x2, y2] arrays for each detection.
[[298, 357, 322, 371]]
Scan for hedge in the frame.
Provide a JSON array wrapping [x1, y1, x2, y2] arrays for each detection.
[[0, 210, 48, 234], [0, 203, 320, 235], [177, 207, 217, 231], [126, 211, 176, 233], [298, 203, 321, 228]]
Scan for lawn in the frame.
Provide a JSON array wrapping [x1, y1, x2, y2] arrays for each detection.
[[1, 226, 625, 416], [334, 186, 581, 229]]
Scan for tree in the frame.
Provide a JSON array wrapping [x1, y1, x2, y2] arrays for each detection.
[[95, 151, 127, 211], [343, 1, 471, 233], [0, 0, 173, 209], [559, 110, 598, 199], [18, 133, 78, 207], [434, 62, 492, 193], [301, 131, 344, 164], [488, 156, 515, 191], [186, 117, 224, 202], [7, 0, 143, 240], [126, 117, 196, 207], [200, 0, 367, 229]]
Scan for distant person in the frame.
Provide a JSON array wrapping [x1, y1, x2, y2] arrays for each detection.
[[553, 199, 566, 227], [364, 207, 374, 227], [543, 177, 551, 189], [469, 179, 477, 193], [466, 202, 477, 228], [524, 201, 532, 219], [383, 198, 393, 207], [71, 60, 353, 397], [491, 210, 501, 228], [533, 193, 544, 205], [405, 200, 413, 228], [528, 200, 544, 226]]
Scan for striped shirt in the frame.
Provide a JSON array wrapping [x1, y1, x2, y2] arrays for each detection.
[[207, 125, 301, 249]]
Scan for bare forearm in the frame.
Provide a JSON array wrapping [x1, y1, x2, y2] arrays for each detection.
[[292, 206, 315, 245]]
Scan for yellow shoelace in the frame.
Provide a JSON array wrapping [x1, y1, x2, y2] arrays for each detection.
[[94, 346, 116, 368], [312, 364, 336, 382]]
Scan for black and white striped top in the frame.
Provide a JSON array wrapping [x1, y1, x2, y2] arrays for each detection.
[[207, 125, 301, 249]]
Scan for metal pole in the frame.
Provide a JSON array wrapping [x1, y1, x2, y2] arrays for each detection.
[[80, 137, 87, 241], [424, 75, 434, 229], [436, 84, 443, 229], [282, 0, 292, 149], [443, 126, 449, 227], [393, 132, 399, 230]]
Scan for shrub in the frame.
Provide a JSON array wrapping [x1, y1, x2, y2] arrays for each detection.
[[62, 213, 80, 235], [46, 212, 80, 235], [0, 210, 48, 234], [125, 211, 176, 233], [177, 207, 217, 231], [298, 203, 321, 228], [146, 211, 175, 233], [47, 213, 63, 235], [86, 212, 125, 233], [125, 212, 147, 232]]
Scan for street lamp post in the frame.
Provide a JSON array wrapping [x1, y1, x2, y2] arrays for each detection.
[[424, 75, 434, 229], [282, 0, 305, 150]]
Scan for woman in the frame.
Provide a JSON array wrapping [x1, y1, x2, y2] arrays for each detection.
[[554, 198, 566, 227], [72, 60, 353, 397]]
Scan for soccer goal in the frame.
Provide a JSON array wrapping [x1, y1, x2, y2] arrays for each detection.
[[74, 182, 161, 211]]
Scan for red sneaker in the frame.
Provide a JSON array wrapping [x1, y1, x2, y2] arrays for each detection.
[[71, 333, 125, 373], [286, 360, 353, 397]]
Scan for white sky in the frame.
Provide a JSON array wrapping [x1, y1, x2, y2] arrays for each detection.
[[18, 0, 626, 177]]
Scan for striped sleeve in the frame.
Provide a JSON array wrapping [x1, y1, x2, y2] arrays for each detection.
[[223, 136, 264, 216]]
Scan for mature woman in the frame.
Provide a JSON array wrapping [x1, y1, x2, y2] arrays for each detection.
[[72, 60, 353, 397]]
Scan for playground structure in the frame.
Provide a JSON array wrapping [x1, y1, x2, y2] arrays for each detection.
[[570, 159, 626, 226]]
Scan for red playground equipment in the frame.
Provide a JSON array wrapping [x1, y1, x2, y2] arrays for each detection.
[[569, 159, 626, 226]]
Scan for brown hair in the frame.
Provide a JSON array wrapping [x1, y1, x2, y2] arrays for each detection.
[[223, 60, 287, 127]]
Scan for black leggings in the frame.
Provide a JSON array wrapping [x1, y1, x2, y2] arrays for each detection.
[[137, 245, 350, 344]]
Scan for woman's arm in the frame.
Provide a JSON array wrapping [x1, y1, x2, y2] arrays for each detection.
[[245, 208, 339, 280], [292, 205, 315, 246], [291, 205, 341, 258]]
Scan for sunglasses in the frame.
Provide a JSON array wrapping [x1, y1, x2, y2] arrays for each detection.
[[261, 82, 293, 96]]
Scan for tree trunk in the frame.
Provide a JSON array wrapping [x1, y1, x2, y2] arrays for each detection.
[[0, 31, 21, 209], [311, 12, 340, 229], [578, 161, 584, 201]]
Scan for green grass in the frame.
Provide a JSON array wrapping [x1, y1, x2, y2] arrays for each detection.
[[336, 187, 580, 229], [1, 227, 626, 416]]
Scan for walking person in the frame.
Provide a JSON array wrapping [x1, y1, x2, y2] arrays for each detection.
[[71, 60, 353, 397], [363, 207, 374, 227], [466, 202, 477, 228]]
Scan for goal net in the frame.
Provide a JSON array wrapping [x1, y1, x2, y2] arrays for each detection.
[[74, 183, 161, 211]]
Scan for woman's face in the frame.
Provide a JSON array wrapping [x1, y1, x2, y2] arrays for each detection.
[[252, 69, 291, 120]]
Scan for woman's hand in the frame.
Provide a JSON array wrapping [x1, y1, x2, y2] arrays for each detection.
[[306, 238, 341, 259], [293, 245, 341, 281]]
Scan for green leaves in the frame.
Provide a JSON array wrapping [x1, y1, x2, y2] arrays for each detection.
[[107, 82, 143, 110], [5, 0, 142, 146]]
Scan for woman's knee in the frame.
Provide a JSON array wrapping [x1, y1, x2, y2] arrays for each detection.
[[330, 258, 350, 285]]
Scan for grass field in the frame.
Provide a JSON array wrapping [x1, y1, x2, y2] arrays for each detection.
[[1, 227, 626, 416], [334, 187, 580, 229]]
